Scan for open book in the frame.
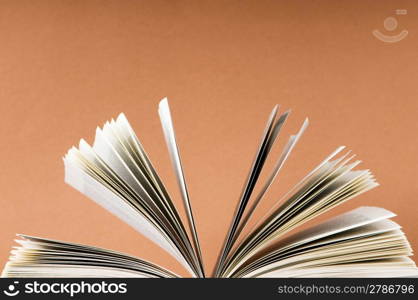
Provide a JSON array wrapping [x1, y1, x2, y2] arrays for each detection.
[[2, 99, 417, 278]]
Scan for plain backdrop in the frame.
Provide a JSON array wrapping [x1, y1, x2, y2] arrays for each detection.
[[0, 0, 417, 277]]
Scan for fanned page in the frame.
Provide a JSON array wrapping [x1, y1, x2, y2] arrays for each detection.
[[158, 99, 204, 277], [2, 98, 417, 278], [63, 106, 202, 277], [213, 104, 416, 277], [235, 207, 418, 278], [217, 147, 380, 276], [2, 235, 177, 278], [214, 106, 298, 275]]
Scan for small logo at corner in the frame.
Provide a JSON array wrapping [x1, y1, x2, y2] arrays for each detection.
[[372, 9, 408, 43], [3, 281, 20, 297]]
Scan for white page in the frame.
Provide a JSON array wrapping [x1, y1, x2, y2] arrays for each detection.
[[235, 118, 309, 240], [4, 235, 178, 278], [278, 206, 396, 248], [63, 152, 194, 276], [243, 230, 411, 277], [214, 105, 281, 276], [92, 123, 191, 250], [226, 206, 396, 277], [158, 98, 204, 277]]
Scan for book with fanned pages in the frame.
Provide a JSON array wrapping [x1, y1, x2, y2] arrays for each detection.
[[2, 99, 417, 278]]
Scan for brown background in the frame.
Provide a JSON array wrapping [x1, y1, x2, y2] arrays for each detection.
[[0, 0, 417, 277]]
